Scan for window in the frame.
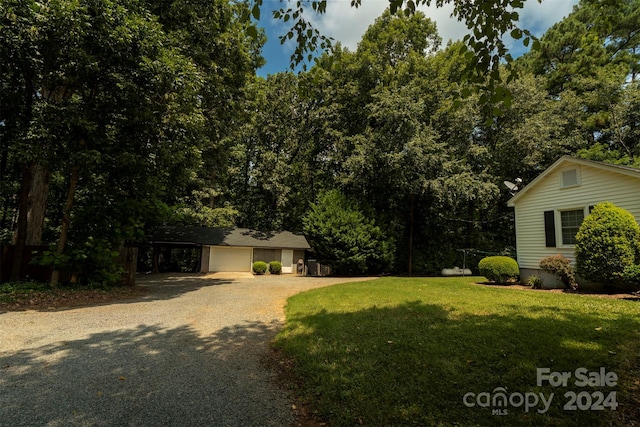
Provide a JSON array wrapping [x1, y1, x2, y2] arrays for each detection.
[[560, 209, 584, 245], [544, 207, 589, 247], [561, 169, 579, 188]]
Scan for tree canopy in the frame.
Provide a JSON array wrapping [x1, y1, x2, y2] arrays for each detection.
[[0, 0, 261, 283], [1, 0, 639, 281]]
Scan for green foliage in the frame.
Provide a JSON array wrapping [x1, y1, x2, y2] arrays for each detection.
[[527, 275, 544, 289], [35, 246, 71, 271], [37, 237, 123, 287], [4, 0, 640, 285], [252, 261, 268, 275], [303, 190, 394, 275], [622, 264, 640, 288], [0, 280, 50, 295], [477, 256, 519, 283], [269, 260, 282, 275], [225, 73, 314, 231], [253, 0, 539, 114], [575, 202, 640, 286], [173, 204, 239, 228], [539, 254, 577, 290], [0, 280, 51, 303], [0, 0, 260, 283]]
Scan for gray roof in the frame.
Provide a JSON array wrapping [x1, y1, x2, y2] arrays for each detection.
[[152, 226, 311, 249]]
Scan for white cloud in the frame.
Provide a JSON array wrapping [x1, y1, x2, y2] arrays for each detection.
[[416, 3, 466, 46], [309, 0, 579, 52], [307, 0, 388, 51], [518, 0, 578, 36], [258, 0, 580, 75]]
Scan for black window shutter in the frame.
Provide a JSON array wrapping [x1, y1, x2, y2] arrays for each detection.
[[544, 210, 556, 247]]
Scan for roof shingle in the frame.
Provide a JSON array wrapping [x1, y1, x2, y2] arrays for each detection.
[[152, 226, 311, 249]]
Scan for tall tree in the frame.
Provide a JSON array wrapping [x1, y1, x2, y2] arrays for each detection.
[[249, 0, 542, 111], [298, 13, 500, 274], [0, 0, 259, 284], [524, 0, 640, 150]]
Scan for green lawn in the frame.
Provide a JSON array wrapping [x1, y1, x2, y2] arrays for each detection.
[[274, 277, 640, 426]]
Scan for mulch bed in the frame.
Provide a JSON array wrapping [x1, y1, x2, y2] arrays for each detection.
[[476, 282, 640, 300]]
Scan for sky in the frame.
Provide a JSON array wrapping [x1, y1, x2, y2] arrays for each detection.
[[256, 0, 579, 77]]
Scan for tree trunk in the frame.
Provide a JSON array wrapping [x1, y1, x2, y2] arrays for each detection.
[[116, 242, 138, 287], [26, 163, 50, 245], [0, 137, 10, 229], [0, 140, 11, 239], [50, 165, 80, 286], [408, 195, 414, 277], [10, 162, 35, 281]]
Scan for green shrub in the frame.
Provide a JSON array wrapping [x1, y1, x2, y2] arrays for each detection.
[[269, 261, 282, 275], [0, 280, 49, 294], [539, 255, 577, 290], [575, 202, 640, 286], [478, 256, 519, 283], [527, 275, 544, 289], [252, 261, 268, 275], [303, 190, 394, 275], [622, 264, 640, 288], [35, 237, 122, 286]]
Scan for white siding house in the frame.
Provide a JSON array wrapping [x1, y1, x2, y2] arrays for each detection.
[[507, 156, 640, 286]]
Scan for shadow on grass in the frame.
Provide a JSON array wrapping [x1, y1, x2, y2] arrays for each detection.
[[0, 321, 292, 427], [275, 300, 640, 427]]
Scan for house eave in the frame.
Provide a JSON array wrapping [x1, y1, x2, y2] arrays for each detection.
[[507, 155, 640, 207]]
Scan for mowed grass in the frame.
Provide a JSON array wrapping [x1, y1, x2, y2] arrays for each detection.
[[274, 277, 640, 426]]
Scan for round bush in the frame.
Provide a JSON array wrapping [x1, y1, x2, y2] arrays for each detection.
[[252, 261, 268, 275], [575, 202, 640, 285], [478, 256, 519, 283], [269, 261, 282, 275]]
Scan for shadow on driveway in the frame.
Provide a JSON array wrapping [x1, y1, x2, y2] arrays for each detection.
[[136, 273, 233, 300], [0, 321, 292, 426]]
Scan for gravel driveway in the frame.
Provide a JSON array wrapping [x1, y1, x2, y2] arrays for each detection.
[[0, 273, 372, 427]]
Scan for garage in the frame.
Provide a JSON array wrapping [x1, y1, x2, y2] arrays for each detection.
[[209, 246, 253, 272], [151, 226, 311, 274]]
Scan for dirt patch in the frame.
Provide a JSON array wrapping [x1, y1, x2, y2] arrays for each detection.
[[0, 286, 146, 312], [263, 347, 328, 427]]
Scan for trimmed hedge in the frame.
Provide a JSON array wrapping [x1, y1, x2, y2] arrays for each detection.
[[252, 261, 268, 275], [269, 261, 282, 275], [478, 256, 519, 284]]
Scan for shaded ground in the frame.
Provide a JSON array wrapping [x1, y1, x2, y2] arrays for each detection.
[[0, 286, 146, 312], [0, 273, 373, 426]]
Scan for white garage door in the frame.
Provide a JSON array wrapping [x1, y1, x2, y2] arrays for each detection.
[[209, 247, 253, 272]]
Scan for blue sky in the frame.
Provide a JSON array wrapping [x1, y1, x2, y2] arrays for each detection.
[[256, 0, 579, 77]]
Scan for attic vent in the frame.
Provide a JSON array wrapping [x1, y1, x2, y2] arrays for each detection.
[[561, 169, 579, 187]]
